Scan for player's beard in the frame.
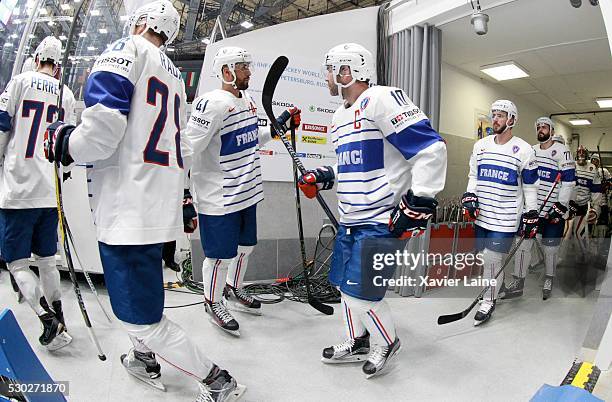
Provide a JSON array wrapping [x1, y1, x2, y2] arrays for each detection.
[[493, 123, 507, 135], [235, 78, 249, 91], [537, 130, 551, 143]]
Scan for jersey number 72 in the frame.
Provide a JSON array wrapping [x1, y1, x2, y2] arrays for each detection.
[[22, 100, 64, 158]]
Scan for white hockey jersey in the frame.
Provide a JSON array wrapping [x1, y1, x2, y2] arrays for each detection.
[[467, 135, 539, 233], [69, 35, 191, 245], [330, 86, 447, 226], [0, 71, 76, 208], [574, 162, 602, 209], [532, 142, 575, 217], [185, 89, 271, 215]]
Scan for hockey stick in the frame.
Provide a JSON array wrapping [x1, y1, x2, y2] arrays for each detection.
[[64, 223, 113, 323], [289, 124, 334, 315], [52, 0, 106, 360], [438, 173, 561, 325], [262, 56, 339, 229]]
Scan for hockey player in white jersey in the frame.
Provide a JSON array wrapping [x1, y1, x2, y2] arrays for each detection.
[[501, 117, 575, 300], [462, 100, 539, 325], [185, 46, 300, 336], [590, 154, 609, 238], [0, 36, 76, 351], [298, 43, 446, 378], [44, 2, 244, 400], [570, 146, 602, 258]]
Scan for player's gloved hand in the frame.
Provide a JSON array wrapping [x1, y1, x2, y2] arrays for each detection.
[[461, 192, 479, 221], [568, 200, 579, 219], [44, 121, 75, 166], [272, 107, 301, 138], [297, 166, 334, 199], [183, 189, 197, 233], [519, 210, 539, 239], [388, 190, 437, 239], [546, 202, 567, 224]]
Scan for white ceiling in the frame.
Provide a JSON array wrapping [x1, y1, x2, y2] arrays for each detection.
[[439, 0, 612, 129]]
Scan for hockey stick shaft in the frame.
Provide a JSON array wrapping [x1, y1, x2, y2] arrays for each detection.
[[65, 224, 113, 323], [438, 173, 561, 325], [261, 56, 339, 229], [290, 126, 333, 315], [52, 0, 106, 360]]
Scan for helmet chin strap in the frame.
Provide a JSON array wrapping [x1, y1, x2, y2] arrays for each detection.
[[538, 134, 552, 144], [220, 67, 238, 89]]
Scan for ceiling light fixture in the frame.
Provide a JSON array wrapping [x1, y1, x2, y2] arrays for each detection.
[[596, 98, 612, 108], [240, 20, 253, 29], [569, 119, 592, 126], [480, 61, 529, 81]]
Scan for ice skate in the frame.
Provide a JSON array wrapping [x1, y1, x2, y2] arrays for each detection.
[[38, 313, 72, 351], [322, 334, 370, 364], [223, 285, 262, 316], [196, 365, 246, 402], [473, 300, 495, 326], [120, 348, 166, 391], [205, 300, 240, 336], [362, 338, 401, 379]]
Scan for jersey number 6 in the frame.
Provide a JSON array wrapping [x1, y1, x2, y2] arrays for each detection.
[[144, 77, 183, 168]]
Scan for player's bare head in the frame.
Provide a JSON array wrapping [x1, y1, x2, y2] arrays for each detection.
[[129, 0, 179, 49], [34, 36, 62, 73], [535, 117, 554, 143], [213, 47, 252, 90], [323, 43, 374, 98], [576, 146, 589, 166], [490, 100, 517, 135]]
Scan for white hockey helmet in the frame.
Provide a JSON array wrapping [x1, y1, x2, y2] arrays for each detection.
[[130, 0, 180, 47], [535, 116, 554, 131], [323, 43, 374, 89], [212, 46, 252, 85], [34, 36, 62, 65], [552, 134, 566, 145], [490, 100, 518, 128]]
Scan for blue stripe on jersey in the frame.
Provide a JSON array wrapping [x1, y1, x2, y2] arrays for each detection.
[[385, 119, 442, 160], [337, 181, 388, 195], [224, 189, 263, 207], [477, 164, 518, 186], [222, 115, 257, 130], [479, 201, 517, 211], [222, 109, 251, 122], [476, 188, 517, 198], [537, 166, 559, 183], [478, 151, 522, 163], [225, 164, 260, 180], [477, 157, 519, 169], [479, 206, 517, 215], [337, 139, 383, 174], [84, 71, 134, 115], [223, 182, 262, 198], [220, 150, 257, 164], [477, 211, 518, 222], [478, 195, 517, 204], [220, 123, 259, 156], [337, 174, 386, 184], [522, 168, 539, 184], [576, 177, 591, 188], [339, 203, 393, 215], [223, 158, 256, 173], [339, 192, 394, 206], [337, 128, 381, 141], [562, 168, 576, 182], [223, 173, 261, 189], [592, 183, 602, 193], [0, 111, 12, 131], [331, 118, 376, 134]]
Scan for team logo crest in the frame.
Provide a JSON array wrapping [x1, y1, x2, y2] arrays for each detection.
[[552, 150, 557, 157], [512, 145, 520, 154], [360, 97, 370, 111]]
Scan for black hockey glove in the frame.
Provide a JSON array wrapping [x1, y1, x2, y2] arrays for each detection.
[[546, 202, 567, 224], [44, 121, 74, 166], [298, 166, 334, 199], [461, 192, 479, 221], [519, 210, 540, 239], [183, 189, 197, 233], [568, 200, 579, 219], [388, 190, 437, 239], [271, 107, 301, 138]]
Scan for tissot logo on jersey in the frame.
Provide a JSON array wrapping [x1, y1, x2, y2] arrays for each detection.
[[190, 115, 211, 128], [390, 108, 423, 126], [94, 55, 135, 75]]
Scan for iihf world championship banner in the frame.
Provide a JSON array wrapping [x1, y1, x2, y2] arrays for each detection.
[[197, 7, 378, 181]]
